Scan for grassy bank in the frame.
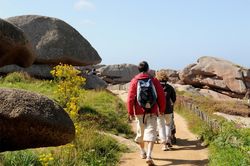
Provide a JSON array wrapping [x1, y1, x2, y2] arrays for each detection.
[[175, 96, 250, 166], [177, 90, 250, 117], [0, 72, 133, 166]]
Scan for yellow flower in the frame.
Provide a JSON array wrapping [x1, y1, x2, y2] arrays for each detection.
[[48, 157, 54, 161], [51, 64, 85, 124]]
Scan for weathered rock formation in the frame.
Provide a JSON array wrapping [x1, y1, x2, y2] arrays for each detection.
[[156, 69, 180, 83], [6, 15, 101, 66], [0, 64, 107, 89], [179, 56, 250, 98], [97, 64, 139, 84], [0, 64, 54, 79], [83, 74, 108, 89], [0, 18, 35, 67], [173, 84, 234, 101], [1, 15, 102, 85], [0, 88, 75, 152]]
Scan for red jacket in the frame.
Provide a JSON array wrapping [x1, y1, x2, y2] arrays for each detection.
[[127, 73, 166, 116]]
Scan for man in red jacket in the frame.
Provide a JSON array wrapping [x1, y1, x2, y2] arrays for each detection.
[[127, 61, 166, 165]]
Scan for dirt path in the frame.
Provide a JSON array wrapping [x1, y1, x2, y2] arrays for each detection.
[[111, 90, 208, 166]]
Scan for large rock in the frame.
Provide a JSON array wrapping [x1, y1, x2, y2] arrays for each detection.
[[83, 74, 108, 89], [0, 65, 107, 89], [156, 69, 180, 83], [173, 83, 235, 101], [0, 18, 35, 67], [198, 89, 235, 101], [179, 56, 250, 97], [74, 66, 108, 89], [6, 15, 101, 66], [0, 88, 75, 152], [0, 64, 54, 79], [242, 69, 250, 88], [97, 64, 139, 84]]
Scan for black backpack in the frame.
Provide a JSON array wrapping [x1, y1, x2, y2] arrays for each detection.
[[136, 78, 157, 122]]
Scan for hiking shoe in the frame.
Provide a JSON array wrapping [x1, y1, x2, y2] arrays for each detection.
[[161, 144, 168, 151], [167, 142, 173, 148], [146, 157, 154, 165], [171, 135, 177, 144], [140, 152, 147, 159], [155, 137, 160, 144], [162, 144, 170, 151]]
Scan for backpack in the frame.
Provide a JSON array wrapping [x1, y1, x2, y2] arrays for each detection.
[[136, 78, 157, 123]]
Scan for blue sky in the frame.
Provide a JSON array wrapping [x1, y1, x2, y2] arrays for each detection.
[[1, 0, 250, 70]]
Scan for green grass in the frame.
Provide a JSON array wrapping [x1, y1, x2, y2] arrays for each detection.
[[209, 123, 250, 166], [175, 103, 215, 143], [0, 72, 132, 166], [175, 97, 250, 166], [79, 90, 133, 137], [0, 151, 40, 166], [0, 72, 57, 99]]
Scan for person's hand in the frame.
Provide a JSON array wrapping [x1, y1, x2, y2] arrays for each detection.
[[159, 112, 165, 115], [128, 115, 135, 123]]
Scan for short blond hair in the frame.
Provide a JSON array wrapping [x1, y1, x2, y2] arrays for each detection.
[[156, 70, 169, 82]]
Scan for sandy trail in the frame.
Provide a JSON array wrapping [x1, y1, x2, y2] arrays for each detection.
[[111, 90, 208, 166]]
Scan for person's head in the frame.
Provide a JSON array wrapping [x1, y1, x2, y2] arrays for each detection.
[[155, 70, 169, 82], [138, 61, 149, 73]]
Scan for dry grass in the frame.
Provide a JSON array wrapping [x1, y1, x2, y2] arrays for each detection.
[[177, 91, 250, 117]]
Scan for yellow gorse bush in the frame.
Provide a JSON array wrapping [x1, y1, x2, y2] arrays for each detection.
[[47, 64, 86, 165], [51, 64, 85, 120], [39, 153, 54, 166], [51, 63, 85, 140]]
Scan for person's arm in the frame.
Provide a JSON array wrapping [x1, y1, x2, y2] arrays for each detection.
[[153, 78, 166, 114], [127, 78, 137, 116], [171, 86, 176, 103]]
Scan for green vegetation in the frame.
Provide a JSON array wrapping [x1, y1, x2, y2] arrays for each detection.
[[176, 90, 249, 117], [209, 123, 250, 166], [0, 71, 132, 166], [175, 103, 211, 136], [79, 90, 133, 136], [0, 151, 40, 166], [0, 72, 56, 99], [176, 96, 250, 166]]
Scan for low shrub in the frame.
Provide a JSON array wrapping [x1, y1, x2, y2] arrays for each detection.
[[3, 72, 33, 83]]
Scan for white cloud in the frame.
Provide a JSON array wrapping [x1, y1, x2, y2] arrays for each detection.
[[74, 0, 95, 11]]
